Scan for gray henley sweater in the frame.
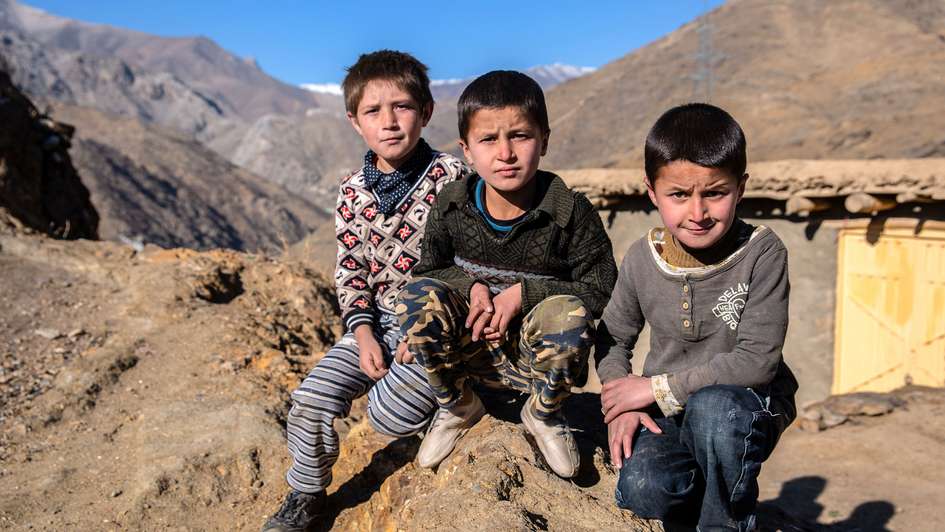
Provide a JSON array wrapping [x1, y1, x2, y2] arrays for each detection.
[[595, 221, 798, 419]]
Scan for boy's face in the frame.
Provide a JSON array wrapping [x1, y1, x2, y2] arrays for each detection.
[[459, 106, 548, 193], [646, 160, 747, 250], [347, 79, 433, 173]]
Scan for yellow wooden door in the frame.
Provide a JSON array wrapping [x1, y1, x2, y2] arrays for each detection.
[[833, 224, 945, 394]]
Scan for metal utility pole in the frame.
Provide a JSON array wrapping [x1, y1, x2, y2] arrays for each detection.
[[693, 0, 714, 103]]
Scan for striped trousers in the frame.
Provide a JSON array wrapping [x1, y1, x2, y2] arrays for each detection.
[[285, 314, 437, 494]]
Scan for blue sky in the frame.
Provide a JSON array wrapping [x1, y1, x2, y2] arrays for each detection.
[[24, 1, 724, 85]]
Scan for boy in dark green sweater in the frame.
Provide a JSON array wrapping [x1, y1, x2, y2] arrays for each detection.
[[397, 70, 617, 478]]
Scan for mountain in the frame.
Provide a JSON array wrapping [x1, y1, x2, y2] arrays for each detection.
[[1, 0, 391, 203], [302, 63, 596, 103], [0, 29, 241, 148], [543, 0, 945, 170], [429, 63, 595, 101], [1, 0, 333, 249], [229, 111, 365, 205], [0, 0, 353, 202], [3, 0, 602, 202], [2, 0, 317, 123], [525, 63, 597, 86], [51, 103, 327, 252], [300, 83, 343, 96]]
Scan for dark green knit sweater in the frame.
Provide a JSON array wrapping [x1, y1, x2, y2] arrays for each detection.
[[413, 171, 617, 317]]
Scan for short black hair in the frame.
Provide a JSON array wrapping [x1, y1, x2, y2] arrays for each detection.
[[644, 103, 747, 181], [342, 50, 433, 115], [457, 70, 549, 141]]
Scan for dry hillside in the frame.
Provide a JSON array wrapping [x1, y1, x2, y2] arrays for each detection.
[[1, 0, 318, 123], [544, 0, 945, 170], [50, 103, 328, 253]]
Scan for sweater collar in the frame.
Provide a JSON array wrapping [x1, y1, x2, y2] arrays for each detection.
[[361, 139, 434, 215], [658, 219, 753, 268], [648, 219, 763, 275], [441, 170, 574, 228]]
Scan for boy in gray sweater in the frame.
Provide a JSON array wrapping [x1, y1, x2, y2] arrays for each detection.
[[596, 103, 798, 530]]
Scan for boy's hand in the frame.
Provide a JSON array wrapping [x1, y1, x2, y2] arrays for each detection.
[[354, 324, 388, 380], [607, 411, 662, 469], [601, 375, 656, 423], [466, 282, 494, 342], [394, 341, 414, 364], [484, 283, 523, 342]]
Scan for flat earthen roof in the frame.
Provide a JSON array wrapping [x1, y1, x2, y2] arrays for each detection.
[[559, 159, 945, 208]]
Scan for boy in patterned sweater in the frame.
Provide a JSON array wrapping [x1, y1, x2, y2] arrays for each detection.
[[397, 71, 617, 478], [262, 50, 468, 532], [596, 103, 798, 530]]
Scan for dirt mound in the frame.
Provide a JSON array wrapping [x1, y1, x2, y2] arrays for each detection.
[[0, 69, 98, 239], [0, 233, 660, 531], [323, 392, 654, 531], [0, 232, 340, 530]]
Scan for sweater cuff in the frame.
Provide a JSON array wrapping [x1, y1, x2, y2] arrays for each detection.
[[596, 361, 630, 384], [450, 276, 479, 300], [519, 277, 544, 315], [652, 374, 684, 417], [343, 310, 375, 333]]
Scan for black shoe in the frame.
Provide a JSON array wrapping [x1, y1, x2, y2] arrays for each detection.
[[261, 490, 326, 532]]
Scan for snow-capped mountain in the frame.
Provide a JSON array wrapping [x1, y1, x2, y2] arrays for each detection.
[[428, 63, 596, 100], [526, 63, 596, 86], [299, 83, 343, 96], [300, 63, 596, 101]]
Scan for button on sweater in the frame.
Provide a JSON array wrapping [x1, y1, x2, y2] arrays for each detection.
[[595, 220, 798, 419]]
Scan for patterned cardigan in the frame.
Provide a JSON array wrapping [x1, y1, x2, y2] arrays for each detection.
[[334, 151, 470, 332]]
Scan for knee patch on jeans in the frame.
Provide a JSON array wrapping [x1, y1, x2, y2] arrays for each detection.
[[616, 460, 698, 519], [685, 385, 762, 436]]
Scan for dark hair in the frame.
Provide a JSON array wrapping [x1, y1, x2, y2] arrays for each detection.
[[342, 50, 433, 115], [644, 103, 746, 181], [457, 70, 549, 141]]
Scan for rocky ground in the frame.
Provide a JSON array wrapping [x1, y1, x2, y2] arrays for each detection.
[[1, 230, 943, 531], [0, 232, 652, 531], [0, 231, 341, 531], [758, 387, 945, 531]]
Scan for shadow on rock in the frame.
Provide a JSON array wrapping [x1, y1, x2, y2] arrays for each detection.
[[318, 435, 421, 531], [477, 388, 609, 488]]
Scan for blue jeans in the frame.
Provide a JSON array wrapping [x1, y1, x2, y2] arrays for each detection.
[[615, 385, 790, 531]]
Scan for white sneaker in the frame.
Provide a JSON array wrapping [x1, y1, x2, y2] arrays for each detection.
[[520, 399, 580, 478], [417, 388, 486, 469]]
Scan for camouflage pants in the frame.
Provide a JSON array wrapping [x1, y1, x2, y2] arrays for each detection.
[[396, 277, 594, 420]]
